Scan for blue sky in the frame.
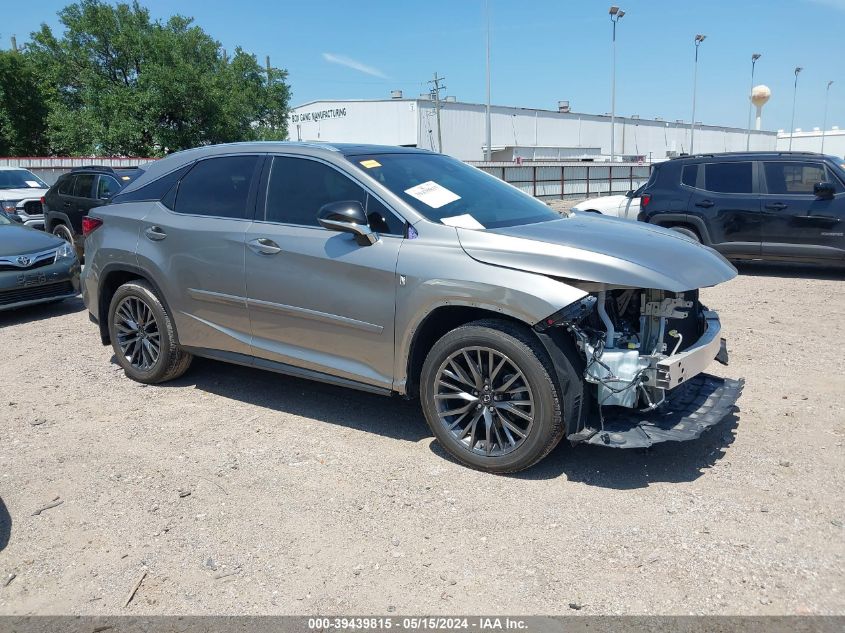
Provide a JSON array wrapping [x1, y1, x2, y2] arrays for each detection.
[[1, 0, 842, 133]]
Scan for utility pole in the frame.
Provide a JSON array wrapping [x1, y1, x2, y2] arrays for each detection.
[[789, 66, 802, 151], [266, 55, 272, 82], [484, 0, 492, 161], [428, 72, 446, 153], [821, 80, 833, 154], [746, 53, 761, 151], [10, 35, 17, 53], [690, 34, 706, 154]]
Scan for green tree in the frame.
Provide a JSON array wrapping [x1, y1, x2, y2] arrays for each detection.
[[0, 49, 51, 155], [24, 0, 290, 156]]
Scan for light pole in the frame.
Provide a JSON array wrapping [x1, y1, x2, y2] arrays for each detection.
[[821, 80, 834, 154], [609, 6, 625, 163], [484, 0, 492, 161], [789, 66, 802, 151], [746, 53, 761, 150], [690, 34, 706, 154]]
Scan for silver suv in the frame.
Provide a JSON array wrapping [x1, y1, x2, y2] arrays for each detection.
[[82, 143, 743, 473]]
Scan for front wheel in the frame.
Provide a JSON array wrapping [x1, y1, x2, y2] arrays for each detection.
[[107, 280, 192, 384], [420, 320, 564, 473]]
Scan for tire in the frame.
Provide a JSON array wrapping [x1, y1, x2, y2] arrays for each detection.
[[670, 226, 701, 242], [52, 223, 75, 244], [420, 319, 564, 473], [107, 280, 192, 384]]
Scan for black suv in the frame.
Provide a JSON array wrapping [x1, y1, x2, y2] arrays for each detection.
[[44, 166, 141, 257], [637, 151, 845, 264]]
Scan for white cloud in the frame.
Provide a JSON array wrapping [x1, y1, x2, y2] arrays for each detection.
[[321, 53, 388, 79]]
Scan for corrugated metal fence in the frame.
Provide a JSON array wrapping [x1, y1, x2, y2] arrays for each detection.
[[469, 161, 652, 200], [1, 156, 156, 185]]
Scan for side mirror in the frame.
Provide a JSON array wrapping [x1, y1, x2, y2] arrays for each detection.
[[624, 190, 635, 198], [814, 182, 835, 200], [99, 192, 112, 201], [317, 200, 377, 246]]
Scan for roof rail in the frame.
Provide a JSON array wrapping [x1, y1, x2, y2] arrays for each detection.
[[70, 165, 140, 174]]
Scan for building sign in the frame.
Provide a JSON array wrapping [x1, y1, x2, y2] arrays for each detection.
[[290, 108, 347, 124]]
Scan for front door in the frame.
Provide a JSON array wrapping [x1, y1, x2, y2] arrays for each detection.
[[245, 155, 406, 389], [134, 154, 263, 355], [689, 160, 761, 258], [760, 160, 845, 261]]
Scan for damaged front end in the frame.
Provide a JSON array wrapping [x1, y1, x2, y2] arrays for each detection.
[[536, 288, 744, 448]]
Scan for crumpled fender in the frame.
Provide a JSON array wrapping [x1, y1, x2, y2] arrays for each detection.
[[456, 215, 737, 292]]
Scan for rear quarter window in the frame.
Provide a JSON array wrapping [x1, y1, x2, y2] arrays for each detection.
[[681, 164, 699, 188]]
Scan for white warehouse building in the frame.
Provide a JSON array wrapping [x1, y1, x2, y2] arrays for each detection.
[[288, 95, 777, 162]]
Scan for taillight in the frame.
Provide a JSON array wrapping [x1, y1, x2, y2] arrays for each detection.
[[640, 194, 652, 208], [82, 216, 103, 236], [40, 196, 45, 204]]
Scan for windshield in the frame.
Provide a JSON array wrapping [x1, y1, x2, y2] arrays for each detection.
[[349, 153, 558, 229], [0, 169, 48, 190], [0, 213, 12, 225]]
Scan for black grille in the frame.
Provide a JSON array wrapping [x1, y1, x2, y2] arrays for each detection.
[[0, 281, 75, 306], [23, 200, 43, 215], [0, 257, 54, 272]]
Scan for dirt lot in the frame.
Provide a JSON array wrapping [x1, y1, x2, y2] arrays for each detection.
[[0, 264, 843, 615]]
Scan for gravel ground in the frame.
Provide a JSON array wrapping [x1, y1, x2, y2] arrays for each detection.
[[0, 263, 843, 615]]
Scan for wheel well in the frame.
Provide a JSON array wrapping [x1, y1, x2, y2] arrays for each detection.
[[659, 221, 702, 240], [582, 209, 601, 214], [96, 270, 146, 344], [405, 306, 534, 398]]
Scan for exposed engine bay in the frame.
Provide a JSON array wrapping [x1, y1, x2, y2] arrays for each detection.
[[536, 287, 742, 448]]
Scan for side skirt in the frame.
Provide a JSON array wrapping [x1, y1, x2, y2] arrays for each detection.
[[182, 346, 394, 397]]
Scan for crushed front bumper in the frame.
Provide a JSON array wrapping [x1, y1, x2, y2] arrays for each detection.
[[580, 373, 744, 448], [568, 309, 743, 448]]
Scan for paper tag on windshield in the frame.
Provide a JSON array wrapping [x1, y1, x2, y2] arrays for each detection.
[[404, 181, 460, 209], [360, 159, 381, 169], [440, 214, 485, 230], [25, 180, 41, 187]]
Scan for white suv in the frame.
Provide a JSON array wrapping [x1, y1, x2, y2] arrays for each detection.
[[570, 189, 641, 220], [0, 167, 49, 228]]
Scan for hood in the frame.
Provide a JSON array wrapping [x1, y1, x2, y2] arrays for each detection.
[[0, 224, 64, 256], [457, 214, 737, 292], [0, 187, 48, 201]]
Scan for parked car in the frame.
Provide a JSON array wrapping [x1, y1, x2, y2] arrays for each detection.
[[0, 167, 50, 228], [44, 165, 142, 258], [81, 142, 741, 473], [637, 151, 845, 264], [570, 189, 642, 219], [0, 212, 81, 311]]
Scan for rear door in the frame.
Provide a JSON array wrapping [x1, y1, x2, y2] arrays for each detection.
[[244, 155, 405, 389], [760, 160, 845, 261], [134, 154, 263, 356], [688, 161, 761, 258]]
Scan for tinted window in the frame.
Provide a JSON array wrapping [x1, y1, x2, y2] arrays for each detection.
[[73, 174, 96, 198], [57, 176, 75, 195], [97, 175, 121, 199], [265, 157, 365, 227], [704, 162, 753, 194], [764, 161, 826, 195], [366, 194, 405, 235], [681, 164, 699, 187], [112, 164, 191, 205], [174, 156, 259, 219]]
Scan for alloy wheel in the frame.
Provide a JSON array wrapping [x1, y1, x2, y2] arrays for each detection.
[[433, 346, 535, 457], [114, 296, 161, 370]]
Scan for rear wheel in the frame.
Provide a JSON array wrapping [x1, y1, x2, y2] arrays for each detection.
[[51, 223, 75, 244], [107, 280, 192, 384], [420, 319, 564, 473]]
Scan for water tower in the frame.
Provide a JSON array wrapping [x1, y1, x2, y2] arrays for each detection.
[[750, 85, 771, 131]]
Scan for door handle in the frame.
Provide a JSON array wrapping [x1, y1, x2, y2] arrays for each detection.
[[144, 226, 167, 241], [695, 199, 715, 208], [248, 237, 282, 255], [765, 202, 788, 211]]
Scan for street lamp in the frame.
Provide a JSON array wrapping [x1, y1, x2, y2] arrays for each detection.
[[690, 34, 706, 154], [789, 66, 802, 151], [821, 80, 834, 154], [609, 6, 625, 163], [746, 53, 761, 150]]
